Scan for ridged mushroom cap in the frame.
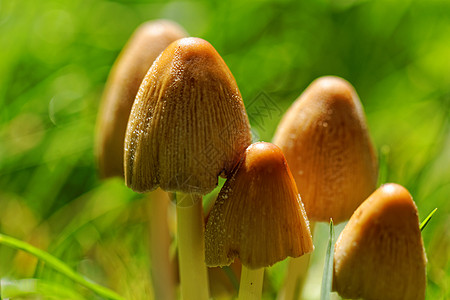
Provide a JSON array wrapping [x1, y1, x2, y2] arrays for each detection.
[[96, 20, 187, 178], [205, 142, 313, 269], [273, 76, 378, 223], [124, 37, 251, 194], [333, 183, 427, 300]]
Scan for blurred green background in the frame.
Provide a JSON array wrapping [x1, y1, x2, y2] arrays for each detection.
[[0, 0, 449, 299]]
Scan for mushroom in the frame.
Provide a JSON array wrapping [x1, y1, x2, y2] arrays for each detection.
[[96, 20, 187, 178], [94, 20, 187, 300], [205, 142, 313, 299], [273, 76, 378, 299], [273, 76, 378, 223], [124, 37, 251, 299], [333, 183, 427, 300]]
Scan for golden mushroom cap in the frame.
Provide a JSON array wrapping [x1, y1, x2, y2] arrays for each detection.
[[124, 37, 251, 194], [205, 142, 313, 269], [273, 76, 378, 224], [96, 20, 187, 179], [333, 183, 427, 300]]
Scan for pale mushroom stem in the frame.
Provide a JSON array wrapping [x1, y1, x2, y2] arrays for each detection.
[[238, 266, 264, 300], [279, 222, 316, 300], [176, 192, 210, 300], [148, 189, 176, 300]]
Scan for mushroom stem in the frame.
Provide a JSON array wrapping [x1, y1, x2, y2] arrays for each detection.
[[176, 192, 210, 300], [238, 266, 264, 300], [279, 222, 316, 300], [148, 189, 176, 300]]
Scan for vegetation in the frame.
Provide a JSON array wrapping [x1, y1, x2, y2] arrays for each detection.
[[0, 0, 449, 299]]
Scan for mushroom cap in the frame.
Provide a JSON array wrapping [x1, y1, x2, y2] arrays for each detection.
[[205, 142, 313, 269], [273, 76, 378, 223], [333, 183, 427, 300], [96, 20, 187, 178], [124, 37, 251, 194]]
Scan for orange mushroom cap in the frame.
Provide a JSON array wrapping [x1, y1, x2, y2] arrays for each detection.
[[205, 142, 313, 269], [124, 37, 251, 194], [273, 76, 378, 223], [333, 183, 427, 300]]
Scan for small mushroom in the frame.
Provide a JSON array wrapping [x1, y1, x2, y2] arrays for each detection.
[[333, 183, 427, 300], [205, 142, 313, 299], [96, 19, 187, 178], [124, 37, 251, 300], [273, 76, 378, 224]]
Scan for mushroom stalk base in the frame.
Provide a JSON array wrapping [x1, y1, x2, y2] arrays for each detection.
[[148, 189, 176, 300], [176, 192, 210, 300], [278, 222, 316, 300], [238, 266, 264, 300]]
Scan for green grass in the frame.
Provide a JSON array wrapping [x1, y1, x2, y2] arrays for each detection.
[[0, 233, 124, 300], [320, 220, 334, 300], [1, 0, 449, 299], [421, 208, 438, 232]]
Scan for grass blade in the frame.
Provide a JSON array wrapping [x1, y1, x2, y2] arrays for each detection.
[[320, 219, 335, 300], [420, 208, 437, 231], [0, 233, 124, 300], [1, 278, 85, 300], [223, 266, 240, 292]]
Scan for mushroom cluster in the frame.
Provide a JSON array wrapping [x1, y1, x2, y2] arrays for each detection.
[[96, 20, 429, 300]]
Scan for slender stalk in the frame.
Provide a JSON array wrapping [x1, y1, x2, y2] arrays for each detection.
[[238, 266, 264, 300], [176, 192, 209, 300], [278, 253, 312, 300], [278, 222, 316, 300], [148, 189, 176, 300]]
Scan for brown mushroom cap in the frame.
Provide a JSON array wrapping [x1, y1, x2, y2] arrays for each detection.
[[273, 76, 378, 224], [124, 37, 251, 194], [96, 20, 187, 178], [333, 183, 427, 300], [205, 142, 313, 269]]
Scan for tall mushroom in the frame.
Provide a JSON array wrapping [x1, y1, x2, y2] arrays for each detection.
[[94, 20, 187, 300], [333, 183, 427, 300], [96, 20, 187, 178], [273, 76, 378, 299], [124, 37, 252, 299], [205, 142, 313, 299]]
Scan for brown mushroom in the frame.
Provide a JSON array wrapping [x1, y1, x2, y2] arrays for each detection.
[[124, 37, 251, 299], [273, 76, 377, 223], [95, 19, 187, 178], [205, 142, 313, 299], [333, 183, 427, 300]]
